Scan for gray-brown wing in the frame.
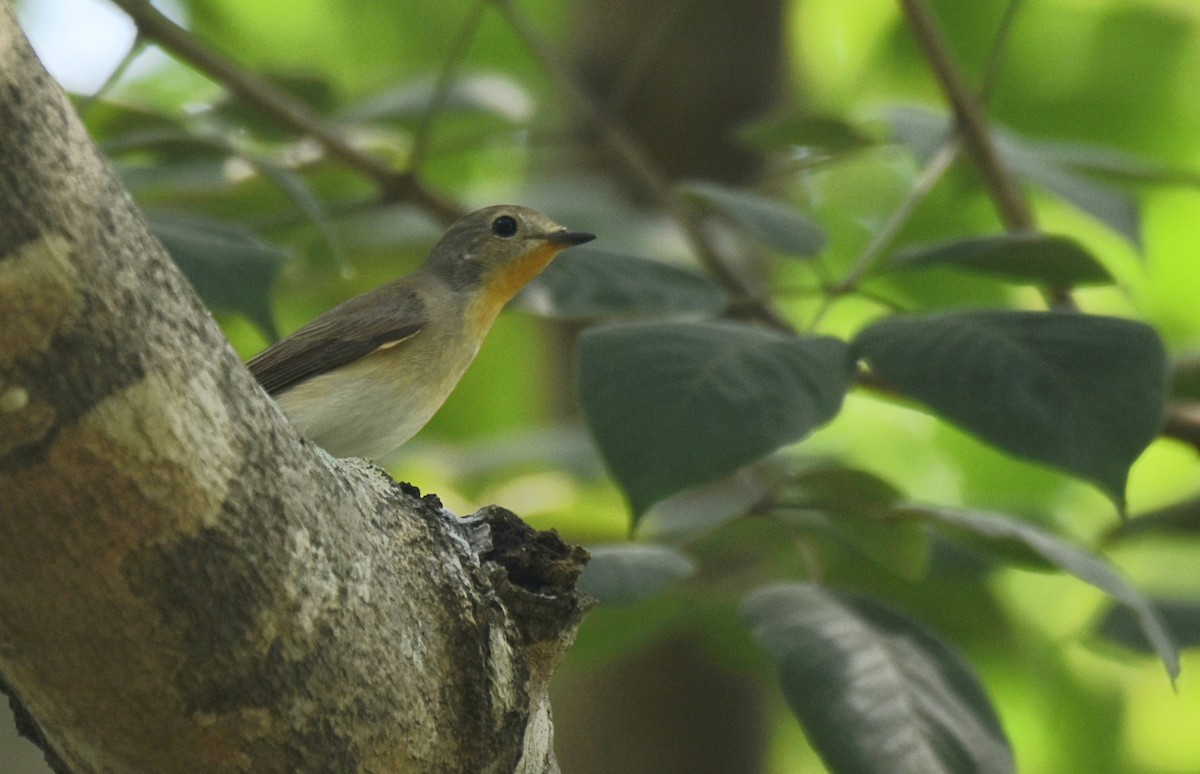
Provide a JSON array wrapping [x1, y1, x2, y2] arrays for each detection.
[[247, 284, 425, 396]]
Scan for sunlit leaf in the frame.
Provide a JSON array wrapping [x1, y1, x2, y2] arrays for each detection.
[[579, 321, 852, 515], [854, 311, 1168, 508], [518, 248, 728, 321], [890, 234, 1113, 286], [148, 212, 287, 340], [680, 181, 826, 257], [907, 506, 1179, 682], [1094, 598, 1200, 653], [744, 584, 1014, 774], [578, 544, 697, 605]]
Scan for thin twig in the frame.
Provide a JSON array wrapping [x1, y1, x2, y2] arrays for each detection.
[[409, 0, 489, 172], [898, 0, 1033, 233], [109, 0, 464, 225], [77, 35, 148, 115], [833, 138, 961, 295], [491, 0, 795, 333], [1161, 401, 1200, 453], [980, 0, 1025, 104]]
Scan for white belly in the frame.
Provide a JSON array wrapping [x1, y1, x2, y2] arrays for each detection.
[[274, 343, 477, 460]]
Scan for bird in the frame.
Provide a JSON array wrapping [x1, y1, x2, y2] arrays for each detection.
[[247, 204, 594, 460]]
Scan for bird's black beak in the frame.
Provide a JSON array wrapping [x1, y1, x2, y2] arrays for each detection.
[[544, 229, 596, 246]]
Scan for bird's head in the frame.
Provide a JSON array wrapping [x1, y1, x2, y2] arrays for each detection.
[[424, 205, 594, 307]]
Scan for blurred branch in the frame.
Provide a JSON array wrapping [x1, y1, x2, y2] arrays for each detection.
[[410, 0, 489, 172], [492, 0, 796, 333], [898, 0, 1073, 309], [979, 0, 1025, 103], [108, 0, 464, 225], [827, 0, 1023, 305], [898, 0, 1032, 233], [1161, 401, 1200, 453]]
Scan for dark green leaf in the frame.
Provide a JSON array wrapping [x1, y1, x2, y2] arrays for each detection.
[[680, 181, 826, 256], [739, 113, 877, 154], [251, 161, 348, 274], [744, 584, 1013, 774], [579, 321, 852, 515], [213, 72, 339, 138], [148, 212, 287, 340], [1103, 498, 1200, 545], [77, 98, 184, 139], [890, 234, 1113, 286], [1095, 599, 1200, 653], [578, 544, 696, 605], [853, 311, 1168, 508], [517, 248, 728, 321], [997, 146, 1143, 251], [908, 506, 1179, 682]]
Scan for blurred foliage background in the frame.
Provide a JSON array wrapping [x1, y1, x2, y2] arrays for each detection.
[[8, 0, 1200, 771]]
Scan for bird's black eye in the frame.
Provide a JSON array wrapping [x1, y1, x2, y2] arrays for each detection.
[[491, 215, 518, 238]]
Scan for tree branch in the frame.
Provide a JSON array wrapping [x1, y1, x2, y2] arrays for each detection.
[[108, 0, 464, 225], [0, 8, 587, 771]]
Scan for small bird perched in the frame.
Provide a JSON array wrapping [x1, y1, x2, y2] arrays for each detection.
[[248, 205, 594, 459]]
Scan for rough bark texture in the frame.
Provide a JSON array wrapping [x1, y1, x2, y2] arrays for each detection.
[[0, 8, 589, 773]]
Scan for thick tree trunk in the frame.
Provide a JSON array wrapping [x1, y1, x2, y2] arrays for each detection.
[[0, 7, 589, 773]]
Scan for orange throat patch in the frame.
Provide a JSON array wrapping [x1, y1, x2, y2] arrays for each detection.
[[470, 242, 564, 330]]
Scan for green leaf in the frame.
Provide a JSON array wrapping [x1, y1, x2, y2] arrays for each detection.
[[339, 73, 534, 125], [1015, 138, 1200, 189], [890, 234, 1113, 287], [779, 466, 930, 580], [739, 113, 877, 154], [1094, 599, 1200, 653], [744, 584, 1014, 774], [579, 321, 853, 516], [578, 544, 697, 605], [998, 149, 1143, 251], [517, 248, 728, 321], [908, 506, 1180, 682], [680, 181, 826, 256], [148, 212, 287, 340], [853, 311, 1168, 508]]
